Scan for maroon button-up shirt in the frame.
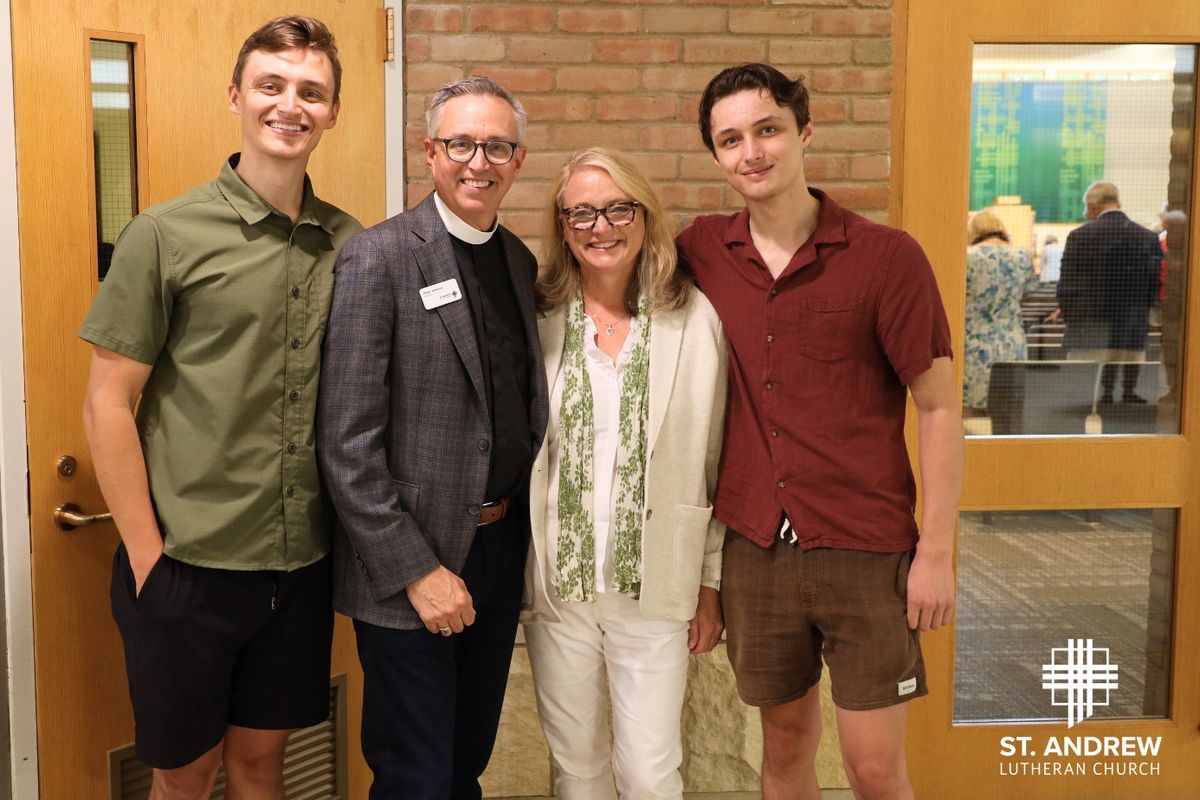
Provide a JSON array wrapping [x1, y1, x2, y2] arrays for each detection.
[[678, 189, 952, 551]]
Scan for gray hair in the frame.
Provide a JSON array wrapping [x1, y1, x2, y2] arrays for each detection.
[[425, 76, 527, 144], [1084, 180, 1120, 207]]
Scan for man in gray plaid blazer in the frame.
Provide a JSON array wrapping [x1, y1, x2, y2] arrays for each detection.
[[317, 77, 548, 799]]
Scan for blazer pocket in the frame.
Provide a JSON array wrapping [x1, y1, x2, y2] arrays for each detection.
[[392, 479, 421, 514], [671, 503, 714, 599]]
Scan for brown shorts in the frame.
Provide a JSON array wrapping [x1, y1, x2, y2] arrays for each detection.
[[720, 532, 927, 710]]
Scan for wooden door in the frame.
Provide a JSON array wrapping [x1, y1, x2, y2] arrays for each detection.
[[11, 2, 385, 797], [897, 1, 1200, 797]]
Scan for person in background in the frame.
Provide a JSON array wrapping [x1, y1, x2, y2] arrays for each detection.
[[962, 210, 1038, 416], [1056, 181, 1161, 404], [1039, 234, 1063, 283], [522, 148, 727, 799]]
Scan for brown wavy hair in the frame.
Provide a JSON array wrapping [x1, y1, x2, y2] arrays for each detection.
[[233, 16, 342, 102], [537, 148, 690, 316], [699, 63, 810, 155]]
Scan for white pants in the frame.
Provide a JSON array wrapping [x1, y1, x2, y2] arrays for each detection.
[[524, 592, 689, 800]]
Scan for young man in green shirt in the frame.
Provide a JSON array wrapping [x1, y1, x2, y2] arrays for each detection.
[[79, 16, 359, 800]]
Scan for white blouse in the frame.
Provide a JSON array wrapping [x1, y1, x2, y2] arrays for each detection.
[[544, 315, 640, 595]]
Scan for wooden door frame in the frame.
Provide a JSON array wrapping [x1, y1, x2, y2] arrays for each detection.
[[889, 0, 910, 227], [0, 0, 38, 796], [384, 0, 406, 217], [890, 1, 1200, 796]]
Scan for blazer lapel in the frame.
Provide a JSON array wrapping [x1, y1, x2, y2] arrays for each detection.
[[646, 306, 684, 453], [410, 197, 487, 403], [501, 228, 550, 447], [537, 306, 567, 444]]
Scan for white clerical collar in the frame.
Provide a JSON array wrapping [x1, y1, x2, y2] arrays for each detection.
[[434, 192, 497, 244]]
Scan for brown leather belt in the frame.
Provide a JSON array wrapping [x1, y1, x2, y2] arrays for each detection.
[[478, 497, 511, 526]]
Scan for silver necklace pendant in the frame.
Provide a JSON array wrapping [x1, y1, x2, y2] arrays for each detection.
[[587, 308, 622, 336]]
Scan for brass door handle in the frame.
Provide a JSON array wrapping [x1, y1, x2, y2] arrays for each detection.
[[54, 503, 113, 531]]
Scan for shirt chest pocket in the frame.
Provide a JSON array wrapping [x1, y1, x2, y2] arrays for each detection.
[[799, 296, 865, 363]]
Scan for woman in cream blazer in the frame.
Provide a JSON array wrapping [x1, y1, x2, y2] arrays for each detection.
[[522, 148, 727, 800]]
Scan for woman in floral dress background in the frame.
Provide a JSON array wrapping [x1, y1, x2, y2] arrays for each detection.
[[963, 210, 1039, 417]]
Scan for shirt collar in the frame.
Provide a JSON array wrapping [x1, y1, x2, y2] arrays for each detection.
[[434, 191, 497, 244], [217, 153, 334, 234], [722, 186, 848, 249]]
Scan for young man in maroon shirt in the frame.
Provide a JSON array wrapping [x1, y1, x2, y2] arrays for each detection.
[[678, 63, 963, 800]]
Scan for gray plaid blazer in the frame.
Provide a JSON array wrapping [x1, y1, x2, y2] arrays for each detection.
[[317, 193, 548, 629]]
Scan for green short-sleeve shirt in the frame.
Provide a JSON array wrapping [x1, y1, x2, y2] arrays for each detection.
[[80, 155, 362, 571]]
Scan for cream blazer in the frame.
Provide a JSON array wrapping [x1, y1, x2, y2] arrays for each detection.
[[522, 289, 728, 623]]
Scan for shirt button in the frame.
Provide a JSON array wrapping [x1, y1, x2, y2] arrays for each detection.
[[286, 486, 296, 498], [778, 480, 787, 489], [291, 285, 301, 298], [764, 381, 774, 390], [290, 337, 301, 349], [289, 390, 300, 401], [287, 442, 298, 454], [770, 287, 778, 297], [766, 334, 774, 343], [468, 503, 481, 515], [478, 439, 490, 451], [771, 429, 780, 438]]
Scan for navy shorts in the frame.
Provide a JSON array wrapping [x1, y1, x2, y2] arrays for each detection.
[[110, 544, 334, 769]]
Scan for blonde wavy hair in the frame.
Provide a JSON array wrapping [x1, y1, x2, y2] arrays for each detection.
[[967, 210, 1010, 245], [537, 148, 691, 316]]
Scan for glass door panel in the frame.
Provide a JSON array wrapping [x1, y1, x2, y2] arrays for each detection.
[[89, 39, 139, 281], [963, 44, 1194, 438], [954, 508, 1173, 724]]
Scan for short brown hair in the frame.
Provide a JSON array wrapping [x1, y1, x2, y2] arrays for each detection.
[[232, 16, 342, 102], [698, 63, 810, 154], [538, 149, 690, 316]]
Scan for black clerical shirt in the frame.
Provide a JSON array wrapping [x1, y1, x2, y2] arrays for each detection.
[[450, 234, 532, 501]]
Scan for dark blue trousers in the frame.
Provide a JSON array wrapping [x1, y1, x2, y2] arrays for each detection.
[[354, 513, 527, 800]]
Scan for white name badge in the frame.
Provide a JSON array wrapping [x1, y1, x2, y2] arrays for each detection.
[[420, 278, 463, 310]]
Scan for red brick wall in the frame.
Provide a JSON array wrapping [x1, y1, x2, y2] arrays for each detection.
[[404, 0, 894, 252]]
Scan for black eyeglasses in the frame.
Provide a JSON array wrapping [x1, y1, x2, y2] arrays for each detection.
[[560, 201, 641, 231], [433, 137, 519, 165]]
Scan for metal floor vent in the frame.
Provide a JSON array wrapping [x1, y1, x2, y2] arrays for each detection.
[[108, 673, 348, 800]]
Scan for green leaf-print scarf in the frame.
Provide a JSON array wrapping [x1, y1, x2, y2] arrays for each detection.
[[554, 291, 650, 601]]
